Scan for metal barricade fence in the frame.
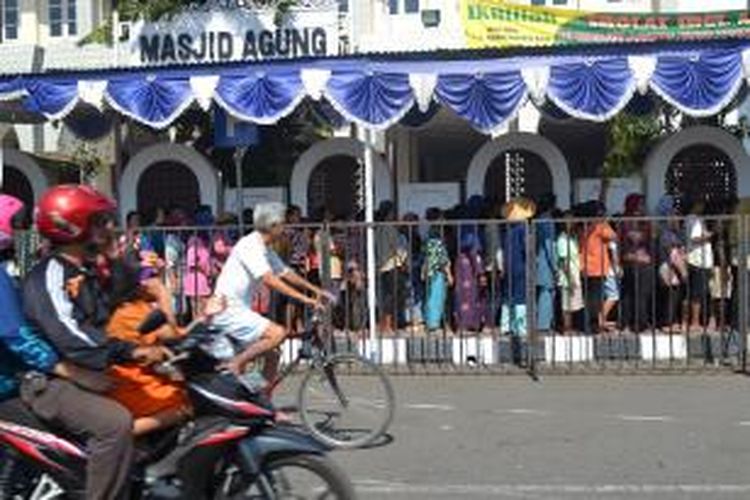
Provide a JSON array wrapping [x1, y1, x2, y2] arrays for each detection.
[[12, 215, 750, 374]]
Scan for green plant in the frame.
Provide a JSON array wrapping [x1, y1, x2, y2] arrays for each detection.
[[72, 142, 106, 183], [603, 112, 663, 178]]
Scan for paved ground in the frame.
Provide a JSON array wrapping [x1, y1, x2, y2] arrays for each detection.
[[324, 375, 750, 499]]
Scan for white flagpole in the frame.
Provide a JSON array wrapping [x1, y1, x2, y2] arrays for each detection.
[[363, 127, 378, 353]]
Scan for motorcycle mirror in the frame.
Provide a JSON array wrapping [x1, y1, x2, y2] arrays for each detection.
[[137, 309, 168, 334]]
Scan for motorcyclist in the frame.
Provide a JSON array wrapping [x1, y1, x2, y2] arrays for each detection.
[[105, 250, 226, 436], [0, 195, 92, 418], [210, 202, 332, 381], [22, 185, 168, 500]]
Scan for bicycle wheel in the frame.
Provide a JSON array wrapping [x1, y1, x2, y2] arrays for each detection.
[[298, 353, 395, 449], [214, 453, 355, 500]]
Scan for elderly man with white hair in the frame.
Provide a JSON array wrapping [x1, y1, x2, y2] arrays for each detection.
[[210, 202, 329, 380]]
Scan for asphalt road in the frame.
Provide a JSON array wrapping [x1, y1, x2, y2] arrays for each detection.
[[324, 375, 750, 500]]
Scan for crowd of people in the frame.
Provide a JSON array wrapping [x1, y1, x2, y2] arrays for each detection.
[[368, 193, 747, 338], [109, 189, 748, 340]]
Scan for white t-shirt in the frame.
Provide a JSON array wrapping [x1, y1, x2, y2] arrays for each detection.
[[686, 215, 714, 269], [214, 231, 289, 310]]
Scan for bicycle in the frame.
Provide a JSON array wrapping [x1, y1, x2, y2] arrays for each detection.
[[263, 308, 395, 450]]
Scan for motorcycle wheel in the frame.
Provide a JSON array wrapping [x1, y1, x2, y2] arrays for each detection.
[[0, 457, 65, 500], [214, 453, 356, 500]]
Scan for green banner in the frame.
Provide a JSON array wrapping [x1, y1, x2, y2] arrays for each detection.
[[461, 0, 750, 48]]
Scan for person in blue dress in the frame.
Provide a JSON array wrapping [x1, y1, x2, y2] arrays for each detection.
[[535, 193, 558, 333], [500, 198, 537, 337]]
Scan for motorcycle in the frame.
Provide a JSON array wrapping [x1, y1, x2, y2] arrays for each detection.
[[0, 311, 356, 499]]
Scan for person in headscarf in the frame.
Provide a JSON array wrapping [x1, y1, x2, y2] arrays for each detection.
[[422, 209, 453, 332], [183, 206, 214, 318], [454, 231, 487, 332], [499, 198, 536, 337], [535, 193, 557, 333], [375, 201, 408, 334], [656, 195, 687, 330], [620, 193, 655, 333]]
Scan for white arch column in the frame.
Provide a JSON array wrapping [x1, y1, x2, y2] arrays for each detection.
[[119, 143, 218, 219], [466, 132, 571, 209], [643, 126, 750, 212], [1, 149, 49, 202], [290, 137, 393, 215]]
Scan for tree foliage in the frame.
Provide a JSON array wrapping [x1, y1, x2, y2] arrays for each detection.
[[603, 112, 666, 178]]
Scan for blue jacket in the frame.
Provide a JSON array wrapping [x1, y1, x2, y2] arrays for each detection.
[[502, 223, 527, 305], [535, 218, 557, 289], [0, 264, 59, 401]]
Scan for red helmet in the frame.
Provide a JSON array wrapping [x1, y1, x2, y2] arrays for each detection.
[[36, 185, 116, 245]]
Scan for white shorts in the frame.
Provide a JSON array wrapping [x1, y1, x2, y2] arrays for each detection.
[[208, 308, 271, 360]]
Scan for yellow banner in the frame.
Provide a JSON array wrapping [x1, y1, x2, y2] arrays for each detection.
[[460, 0, 750, 49], [461, 0, 581, 48]]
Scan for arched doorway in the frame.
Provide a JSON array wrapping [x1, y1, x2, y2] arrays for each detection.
[[307, 155, 359, 218], [137, 162, 200, 219], [483, 149, 554, 205], [290, 138, 393, 216], [666, 144, 737, 214], [0, 165, 34, 207], [119, 144, 219, 221], [1, 149, 49, 203], [643, 126, 750, 213], [466, 133, 571, 209]]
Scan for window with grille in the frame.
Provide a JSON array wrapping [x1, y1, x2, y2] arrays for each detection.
[[307, 155, 359, 219], [484, 149, 553, 205], [137, 162, 200, 217], [666, 144, 737, 215]]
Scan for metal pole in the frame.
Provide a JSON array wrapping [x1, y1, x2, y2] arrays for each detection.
[[112, 115, 123, 199], [235, 147, 246, 234], [363, 128, 378, 353], [0, 147, 4, 189]]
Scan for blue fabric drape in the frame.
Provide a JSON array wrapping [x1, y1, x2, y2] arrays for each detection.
[[547, 58, 635, 121], [215, 70, 304, 124], [105, 76, 193, 129], [23, 79, 78, 120], [435, 72, 527, 134], [324, 70, 414, 129], [0, 78, 24, 100], [650, 50, 743, 116], [5, 45, 750, 130]]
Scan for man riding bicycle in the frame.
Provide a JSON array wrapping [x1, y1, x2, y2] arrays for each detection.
[[210, 202, 331, 382]]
